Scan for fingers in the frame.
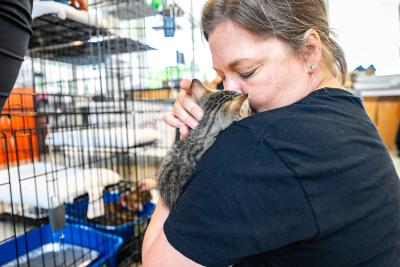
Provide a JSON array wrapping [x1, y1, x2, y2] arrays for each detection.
[[163, 114, 191, 139], [180, 79, 192, 92], [179, 93, 204, 122], [179, 125, 190, 140], [163, 78, 204, 140], [163, 113, 184, 129], [173, 98, 200, 129]]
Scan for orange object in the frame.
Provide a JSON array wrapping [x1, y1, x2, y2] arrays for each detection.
[[70, 0, 88, 11], [362, 96, 400, 151], [0, 88, 40, 166], [376, 97, 400, 151]]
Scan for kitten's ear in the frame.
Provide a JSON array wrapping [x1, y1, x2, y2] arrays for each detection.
[[228, 94, 252, 118], [190, 79, 213, 100]]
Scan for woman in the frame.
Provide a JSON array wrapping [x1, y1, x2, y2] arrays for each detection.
[[0, 0, 32, 111], [143, 0, 400, 266]]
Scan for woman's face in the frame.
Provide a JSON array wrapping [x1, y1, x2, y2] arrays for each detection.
[[208, 20, 312, 112]]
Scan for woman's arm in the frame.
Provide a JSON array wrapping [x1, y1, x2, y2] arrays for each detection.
[[142, 199, 170, 257], [142, 199, 204, 267]]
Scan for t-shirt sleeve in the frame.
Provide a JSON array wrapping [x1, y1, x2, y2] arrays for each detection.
[[163, 123, 318, 267]]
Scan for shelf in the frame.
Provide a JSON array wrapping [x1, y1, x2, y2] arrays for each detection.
[[28, 1, 155, 64], [89, 0, 158, 20], [352, 88, 400, 97], [106, 1, 158, 20], [29, 36, 155, 65], [29, 14, 109, 50]]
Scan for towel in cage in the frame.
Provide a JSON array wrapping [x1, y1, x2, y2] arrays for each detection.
[[31, 1, 109, 28], [0, 162, 122, 220], [45, 127, 161, 155]]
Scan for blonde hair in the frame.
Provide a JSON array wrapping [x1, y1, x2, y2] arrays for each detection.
[[201, 0, 347, 85]]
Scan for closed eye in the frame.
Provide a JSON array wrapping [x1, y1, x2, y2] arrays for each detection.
[[239, 69, 256, 79]]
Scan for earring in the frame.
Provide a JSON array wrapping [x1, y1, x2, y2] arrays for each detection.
[[309, 63, 317, 71]]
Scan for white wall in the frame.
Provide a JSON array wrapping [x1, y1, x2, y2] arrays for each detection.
[[328, 0, 400, 75]]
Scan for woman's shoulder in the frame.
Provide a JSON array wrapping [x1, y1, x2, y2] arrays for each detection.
[[234, 87, 365, 136]]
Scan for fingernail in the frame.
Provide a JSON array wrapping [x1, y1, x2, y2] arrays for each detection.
[[191, 121, 199, 129], [198, 111, 204, 120]]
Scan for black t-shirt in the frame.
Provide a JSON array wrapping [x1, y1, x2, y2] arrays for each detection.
[[164, 88, 400, 267]]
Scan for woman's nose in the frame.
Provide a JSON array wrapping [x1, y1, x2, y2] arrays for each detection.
[[223, 78, 242, 93]]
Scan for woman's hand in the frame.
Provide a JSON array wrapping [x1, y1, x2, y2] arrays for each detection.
[[163, 79, 204, 139]]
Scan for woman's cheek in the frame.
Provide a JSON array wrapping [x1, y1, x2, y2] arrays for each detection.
[[248, 98, 262, 112]]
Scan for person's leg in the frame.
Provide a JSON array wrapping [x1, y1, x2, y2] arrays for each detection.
[[0, 0, 32, 111], [0, 53, 24, 110]]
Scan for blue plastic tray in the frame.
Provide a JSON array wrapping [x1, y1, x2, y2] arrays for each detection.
[[0, 223, 123, 267]]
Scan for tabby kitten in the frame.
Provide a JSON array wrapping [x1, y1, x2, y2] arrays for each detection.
[[158, 79, 254, 209]]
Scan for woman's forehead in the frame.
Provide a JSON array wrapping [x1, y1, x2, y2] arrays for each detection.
[[209, 25, 291, 69]]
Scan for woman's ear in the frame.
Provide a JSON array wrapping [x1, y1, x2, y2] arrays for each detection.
[[190, 79, 214, 101], [302, 29, 323, 73]]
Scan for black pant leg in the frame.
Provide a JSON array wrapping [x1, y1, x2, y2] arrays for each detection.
[[0, 53, 24, 110], [0, 0, 33, 111]]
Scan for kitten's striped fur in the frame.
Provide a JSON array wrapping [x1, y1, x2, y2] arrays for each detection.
[[158, 79, 253, 209]]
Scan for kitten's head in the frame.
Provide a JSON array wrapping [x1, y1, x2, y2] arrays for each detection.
[[190, 79, 253, 134]]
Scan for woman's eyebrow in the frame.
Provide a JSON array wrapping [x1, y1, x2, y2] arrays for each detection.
[[228, 58, 252, 69], [213, 58, 257, 72]]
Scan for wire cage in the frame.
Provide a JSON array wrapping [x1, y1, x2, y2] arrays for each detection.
[[0, 0, 199, 266]]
